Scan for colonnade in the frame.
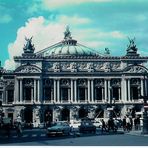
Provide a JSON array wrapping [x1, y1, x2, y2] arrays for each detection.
[[12, 77, 146, 104]]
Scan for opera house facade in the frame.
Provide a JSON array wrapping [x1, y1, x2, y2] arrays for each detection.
[[0, 27, 148, 127]]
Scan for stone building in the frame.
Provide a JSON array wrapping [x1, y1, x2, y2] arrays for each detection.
[[0, 27, 148, 127]]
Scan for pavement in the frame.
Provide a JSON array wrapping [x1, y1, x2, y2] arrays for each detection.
[[0, 128, 147, 142], [125, 129, 148, 137]]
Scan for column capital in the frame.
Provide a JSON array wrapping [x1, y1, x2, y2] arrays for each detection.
[[18, 78, 23, 80]]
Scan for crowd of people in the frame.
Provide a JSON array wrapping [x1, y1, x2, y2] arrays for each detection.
[[100, 115, 141, 133]]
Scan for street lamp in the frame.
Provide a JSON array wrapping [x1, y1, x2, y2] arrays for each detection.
[[141, 72, 148, 134]]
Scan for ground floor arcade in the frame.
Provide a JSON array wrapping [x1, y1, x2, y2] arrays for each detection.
[[3, 103, 144, 127]]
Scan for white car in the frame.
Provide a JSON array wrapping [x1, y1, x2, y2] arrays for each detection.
[[93, 121, 102, 128], [70, 120, 81, 128]]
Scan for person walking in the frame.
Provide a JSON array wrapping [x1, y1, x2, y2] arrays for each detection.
[[137, 116, 140, 130], [129, 117, 133, 131], [134, 117, 137, 130], [122, 116, 127, 131], [101, 119, 107, 133], [16, 122, 22, 137], [126, 116, 131, 132]]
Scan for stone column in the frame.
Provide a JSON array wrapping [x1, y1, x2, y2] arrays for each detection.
[[104, 79, 107, 102], [121, 78, 124, 102], [68, 88, 71, 102], [108, 79, 111, 103], [74, 79, 77, 103], [102, 88, 104, 102], [91, 79, 94, 103], [54, 79, 57, 102], [19, 79, 23, 103], [5, 90, 8, 104], [57, 79, 60, 103], [14, 78, 19, 103], [123, 78, 127, 102], [37, 79, 40, 103], [128, 79, 131, 102], [125, 79, 127, 102], [34, 79, 37, 103], [71, 79, 74, 103], [141, 78, 144, 97], [119, 88, 121, 101], [31, 87, 34, 102], [88, 79, 91, 103]]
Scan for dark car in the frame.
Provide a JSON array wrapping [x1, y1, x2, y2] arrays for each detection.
[[46, 121, 71, 136], [79, 118, 96, 133]]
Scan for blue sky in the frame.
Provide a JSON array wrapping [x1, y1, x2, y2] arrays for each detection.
[[0, 0, 148, 69]]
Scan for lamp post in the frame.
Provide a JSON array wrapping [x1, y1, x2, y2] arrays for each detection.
[[141, 72, 148, 134]]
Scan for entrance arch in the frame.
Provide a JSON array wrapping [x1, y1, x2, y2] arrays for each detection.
[[95, 108, 104, 118], [113, 107, 121, 118], [78, 107, 88, 119], [44, 109, 53, 123], [24, 107, 33, 123], [61, 108, 70, 121]]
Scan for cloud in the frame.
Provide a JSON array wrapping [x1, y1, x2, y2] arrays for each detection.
[[58, 15, 91, 25], [0, 14, 12, 24]]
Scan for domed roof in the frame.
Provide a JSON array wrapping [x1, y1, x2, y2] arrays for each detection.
[[36, 26, 100, 57]]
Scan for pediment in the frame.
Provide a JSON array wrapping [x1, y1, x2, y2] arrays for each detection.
[[123, 65, 148, 73], [15, 65, 41, 73]]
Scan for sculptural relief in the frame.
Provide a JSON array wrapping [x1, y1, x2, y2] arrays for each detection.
[[125, 66, 147, 73], [19, 66, 41, 73], [53, 62, 60, 72], [111, 63, 121, 71], [70, 62, 77, 72]]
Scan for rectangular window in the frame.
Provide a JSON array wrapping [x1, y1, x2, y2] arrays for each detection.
[[44, 87, 51, 101], [95, 88, 102, 100], [8, 90, 14, 103]]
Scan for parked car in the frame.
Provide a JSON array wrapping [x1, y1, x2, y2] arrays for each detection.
[[79, 118, 96, 133], [46, 121, 71, 136], [70, 120, 81, 128], [93, 120, 102, 128]]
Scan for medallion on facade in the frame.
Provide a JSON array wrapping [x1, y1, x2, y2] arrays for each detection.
[[78, 79, 87, 86], [94, 79, 104, 87]]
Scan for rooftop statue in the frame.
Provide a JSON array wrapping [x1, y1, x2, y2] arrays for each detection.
[[64, 26, 72, 40], [127, 37, 137, 52], [104, 48, 110, 55], [23, 36, 35, 54]]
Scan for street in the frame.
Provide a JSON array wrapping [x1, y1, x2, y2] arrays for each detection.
[[1, 128, 148, 146]]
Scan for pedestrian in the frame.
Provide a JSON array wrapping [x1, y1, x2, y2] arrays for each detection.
[[5, 123, 10, 137], [122, 116, 126, 131], [137, 117, 140, 130], [126, 116, 131, 132], [134, 117, 137, 130], [129, 117, 133, 131], [16, 122, 22, 137], [114, 118, 118, 132], [101, 119, 107, 133]]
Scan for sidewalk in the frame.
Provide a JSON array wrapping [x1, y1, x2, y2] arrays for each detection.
[[125, 130, 148, 137]]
